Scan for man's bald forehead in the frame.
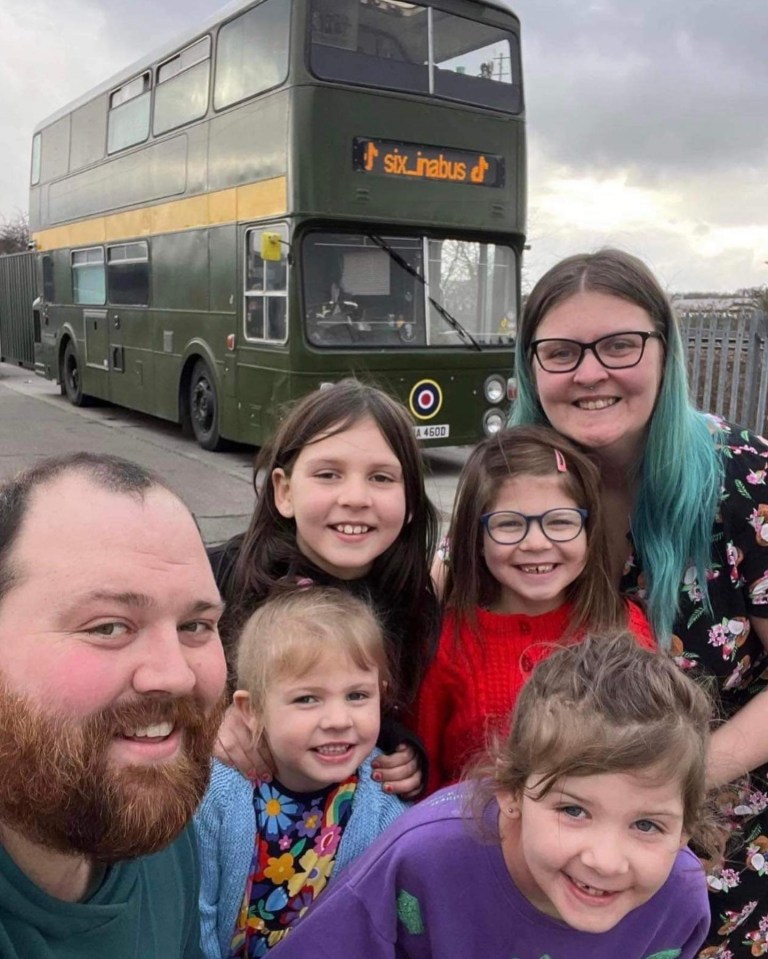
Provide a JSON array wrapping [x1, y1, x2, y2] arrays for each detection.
[[0, 453, 186, 606]]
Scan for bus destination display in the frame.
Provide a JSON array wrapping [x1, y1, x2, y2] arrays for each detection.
[[353, 137, 504, 187]]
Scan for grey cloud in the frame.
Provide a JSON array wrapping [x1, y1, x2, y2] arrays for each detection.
[[516, 0, 768, 176]]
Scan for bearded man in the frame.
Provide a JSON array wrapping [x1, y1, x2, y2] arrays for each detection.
[[0, 452, 227, 957]]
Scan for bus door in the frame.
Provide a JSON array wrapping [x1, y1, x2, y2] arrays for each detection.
[[103, 241, 154, 412], [84, 309, 109, 374], [235, 223, 291, 442]]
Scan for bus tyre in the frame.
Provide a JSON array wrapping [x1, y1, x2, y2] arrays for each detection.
[[62, 341, 90, 407], [189, 359, 225, 451]]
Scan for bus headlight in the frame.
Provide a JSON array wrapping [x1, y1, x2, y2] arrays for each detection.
[[483, 409, 505, 436], [484, 374, 505, 404]]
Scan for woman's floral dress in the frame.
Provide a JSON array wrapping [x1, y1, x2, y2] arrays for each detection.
[[622, 421, 768, 959]]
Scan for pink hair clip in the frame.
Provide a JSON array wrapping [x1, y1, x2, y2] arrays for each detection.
[[554, 449, 568, 473]]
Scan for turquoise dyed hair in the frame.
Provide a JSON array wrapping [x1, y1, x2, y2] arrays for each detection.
[[510, 249, 723, 645]]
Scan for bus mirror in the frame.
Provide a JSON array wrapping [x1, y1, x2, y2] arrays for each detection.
[[261, 232, 282, 262]]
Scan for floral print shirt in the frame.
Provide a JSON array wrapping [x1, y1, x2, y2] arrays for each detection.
[[229, 776, 357, 957], [622, 420, 768, 958]]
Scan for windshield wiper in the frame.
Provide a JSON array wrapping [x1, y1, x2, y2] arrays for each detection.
[[368, 235, 483, 352]]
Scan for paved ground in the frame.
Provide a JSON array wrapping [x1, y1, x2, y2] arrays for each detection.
[[0, 362, 469, 544]]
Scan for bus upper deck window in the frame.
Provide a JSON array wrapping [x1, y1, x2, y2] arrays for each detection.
[[309, 1, 520, 113], [108, 73, 151, 154], [432, 13, 521, 113], [31, 133, 41, 186], [214, 0, 290, 111], [310, 0, 429, 95], [154, 36, 211, 135]]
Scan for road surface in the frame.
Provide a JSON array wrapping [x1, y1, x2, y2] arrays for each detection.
[[0, 362, 469, 545]]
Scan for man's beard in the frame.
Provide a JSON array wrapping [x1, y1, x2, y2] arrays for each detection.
[[0, 681, 225, 862]]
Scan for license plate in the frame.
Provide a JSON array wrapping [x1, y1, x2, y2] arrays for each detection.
[[413, 423, 449, 440]]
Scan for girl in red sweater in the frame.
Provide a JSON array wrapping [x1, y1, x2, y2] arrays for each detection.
[[415, 425, 654, 794]]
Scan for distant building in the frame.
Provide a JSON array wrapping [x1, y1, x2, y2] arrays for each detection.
[[672, 294, 755, 317]]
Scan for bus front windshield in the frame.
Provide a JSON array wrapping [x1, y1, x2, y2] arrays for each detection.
[[302, 232, 516, 349]]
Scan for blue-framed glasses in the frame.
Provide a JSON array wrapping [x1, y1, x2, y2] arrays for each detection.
[[530, 331, 664, 373], [480, 508, 588, 545]]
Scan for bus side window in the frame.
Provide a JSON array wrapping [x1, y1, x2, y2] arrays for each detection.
[[106, 242, 149, 306], [72, 248, 105, 306], [42, 255, 55, 303], [108, 73, 151, 154], [154, 36, 211, 136], [214, 0, 291, 110]]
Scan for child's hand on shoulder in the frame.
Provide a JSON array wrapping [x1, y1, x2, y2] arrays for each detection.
[[372, 743, 421, 798], [214, 703, 274, 782]]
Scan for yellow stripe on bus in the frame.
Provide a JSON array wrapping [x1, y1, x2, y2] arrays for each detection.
[[31, 176, 288, 251]]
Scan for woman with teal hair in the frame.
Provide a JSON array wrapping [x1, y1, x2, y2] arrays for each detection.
[[511, 248, 768, 958]]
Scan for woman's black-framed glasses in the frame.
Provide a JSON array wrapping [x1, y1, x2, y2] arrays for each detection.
[[530, 331, 664, 373], [480, 508, 588, 545]]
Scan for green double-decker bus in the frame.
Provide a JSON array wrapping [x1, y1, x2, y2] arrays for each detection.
[[29, 0, 525, 450]]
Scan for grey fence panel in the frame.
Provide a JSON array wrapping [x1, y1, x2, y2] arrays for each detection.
[[728, 318, 748, 421], [0, 252, 36, 369], [679, 310, 768, 436], [756, 317, 768, 433], [741, 314, 759, 429], [702, 313, 718, 413], [688, 314, 704, 399]]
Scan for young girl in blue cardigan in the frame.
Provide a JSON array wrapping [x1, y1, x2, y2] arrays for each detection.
[[195, 586, 407, 958]]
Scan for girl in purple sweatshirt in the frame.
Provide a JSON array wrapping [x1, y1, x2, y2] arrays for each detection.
[[274, 633, 718, 959]]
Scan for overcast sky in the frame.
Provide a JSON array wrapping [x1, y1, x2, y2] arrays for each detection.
[[1, 0, 765, 293]]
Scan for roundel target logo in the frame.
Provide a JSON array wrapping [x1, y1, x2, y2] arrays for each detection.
[[409, 379, 443, 421]]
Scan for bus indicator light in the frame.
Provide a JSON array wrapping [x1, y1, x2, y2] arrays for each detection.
[[409, 379, 443, 420], [353, 138, 504, 188]]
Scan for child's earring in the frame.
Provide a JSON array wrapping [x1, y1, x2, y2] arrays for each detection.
[[499, 789, 521, 820]]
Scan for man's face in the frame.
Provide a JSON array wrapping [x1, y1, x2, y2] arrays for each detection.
[[0, 474, 227, 861]]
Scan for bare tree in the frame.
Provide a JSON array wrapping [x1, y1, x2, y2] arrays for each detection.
[[751, 286, 768, 316], [0, 212, 31, 255]]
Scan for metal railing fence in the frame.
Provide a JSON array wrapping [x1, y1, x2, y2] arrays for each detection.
[[0, 251, 36, 369], [680, 310, 768, 436]]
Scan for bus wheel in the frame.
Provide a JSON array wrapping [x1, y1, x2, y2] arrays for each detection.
[[189, 360, 225, 451], [62, 341, 90, 407]]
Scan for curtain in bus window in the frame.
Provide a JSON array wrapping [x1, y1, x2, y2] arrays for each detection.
[[108, 74, 151, 154], [108, 94, 151, 154], [214, 0, 290, 110], [431, 14, 521, 113], [309, 0, 429, 94], [341, 251, 389, 296], [72, 248, 105, 306]]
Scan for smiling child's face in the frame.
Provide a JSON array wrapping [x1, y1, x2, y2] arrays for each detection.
[[239, 648, 381, 793], [499, 767, 687, 934]]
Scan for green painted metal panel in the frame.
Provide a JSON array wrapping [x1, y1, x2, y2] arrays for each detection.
[[0, 252, 36, 368]]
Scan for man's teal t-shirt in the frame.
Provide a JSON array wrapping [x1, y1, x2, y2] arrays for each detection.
[[0, 823, 202, 958]]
